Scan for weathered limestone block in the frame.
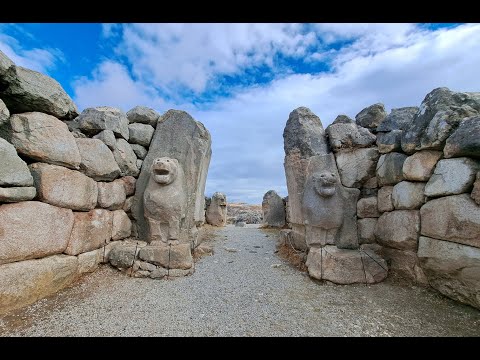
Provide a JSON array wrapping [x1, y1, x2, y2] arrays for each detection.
[[75, 138, 120, 181], [377, 107, 418, 132], [143, 157, 186, 243], [0, 49, 14, 77], [376, 130, 402, 154], [65, 209, 113, 256], [0, 112, 81, 169], [472, 172, 480, 205], [128, 123, 154, 147], [420, 194, 480, 248], [443, 116, 480, 159], [93, 129, 116, 150], [29, 162, 98, 211], [0, 187, 36, 203], [377, 186, 394, 213], [0, 201, 74, 265], [402, 150, 443, 181], [418, 236, 480, 309], [117, 176, 136, 196], [0, 62, 78, 119], [0, 98, 9, 127], [126, 106, 160, 128], [355, 103, 387, 130], [206, 192, 227, 227], [107, 241, 146, 269], [335, 147, 379, 188], [376, 152, 408, 186], [377, 247, 427, 284], [112, 138, 139, 177], [97, 180, 126, 210], [131, 144, 147, 160], [424, 158, 478, 197], [77, 248, 104, 275], [357, 197, 379, 218], [112, 210, 132, 241], [262, 190, 285, 228], [306, 246, 388, 284], [0, 254, 78, 315], [0, 137, 33, 187], [358, 218, 377, 244], [133, 110, 211, 240], [325, 115, 376, 151], [375, 210, 420, 251], [76, 107, 129, 140], [392, 181, 426, 210], [138, 243, 193, 269], [401, 87, 480, 153]]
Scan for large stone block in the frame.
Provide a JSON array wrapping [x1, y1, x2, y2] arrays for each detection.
[[112, 138, 139, 177], [76, 107, 129, 140], [0, 187, 36, 203], [128, 123, 154, 147], [112, 210, 132, 241], [0, 137, 33, 187], [358, 218, 377, 244], [376, 152, 408, 186], [138, 243, 193, 269], [443, 116, 480, 159], [418, 236, 480, 309], [377, 106, 418, 132], [262, 190, 285, 228], [126, 106, 160, 128], [376, 130, 402, 154], [0, 255, 78, 315], [472, 172, 480, 205], [355, 103, 387, 130], [378, 247, 427, 284], [392, 181, 426, 210], [325, 115, 376, 151], [377, 186, 394, 213], [335, 147, 379, 187], [401, 87, 480, 153], [75, 138, 120, 181], [0, 112, 81, 169], [65, 209, 113, 256], [0, 62, 78, 119], [306, 246, 388, 284], [420, 194, 480, 248], [357, 197, 379, 218], [375, 210, 420, 251], [77, 248, 104, 275], [424, 158, 478, 197], [0, 99, 9, 127], [0, 201, 74, 265], [29, 162, 98, 211], [402, 150, 442, 181], [97, 180, 126, 210]]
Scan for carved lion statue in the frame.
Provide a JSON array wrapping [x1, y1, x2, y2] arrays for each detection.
[[144, 157, 186, 244], [302, 170, 344, 246]]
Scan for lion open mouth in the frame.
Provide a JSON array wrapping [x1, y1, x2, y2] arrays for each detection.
[[154, 169, 170, 176]]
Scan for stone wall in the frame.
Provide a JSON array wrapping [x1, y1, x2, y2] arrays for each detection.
[[283, 87, 480, 309], [0, 50, 210, 314]]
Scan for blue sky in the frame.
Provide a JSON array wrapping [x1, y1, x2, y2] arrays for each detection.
[[1, 23, 478, 203]]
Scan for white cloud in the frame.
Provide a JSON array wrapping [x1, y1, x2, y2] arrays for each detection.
[[0, 32, 63, 74], [73, 23, 480, 203], [108, 23, 317, 95]]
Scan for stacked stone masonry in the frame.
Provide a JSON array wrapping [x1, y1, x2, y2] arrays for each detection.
[[283, 87, 480, 309], [0, 50, 211, 314]]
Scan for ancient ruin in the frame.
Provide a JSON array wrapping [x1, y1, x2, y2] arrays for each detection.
[[206, 192, 227, 227], [262, 190, 286, 228], [0, 45, 479, 320]]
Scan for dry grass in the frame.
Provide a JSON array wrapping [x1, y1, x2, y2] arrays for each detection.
[[276, 242, 308, 273]]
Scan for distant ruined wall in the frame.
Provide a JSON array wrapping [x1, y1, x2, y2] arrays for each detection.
[[283, 87, 480, 309], [0, 50, 211, 314]]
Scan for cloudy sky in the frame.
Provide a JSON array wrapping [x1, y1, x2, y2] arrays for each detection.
[[1, 23, 479, 203]]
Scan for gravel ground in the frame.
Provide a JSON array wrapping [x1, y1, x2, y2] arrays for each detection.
[[1, 224, 479, 337]]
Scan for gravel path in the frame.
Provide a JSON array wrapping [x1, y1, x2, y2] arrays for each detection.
[[1, 225, 479, 337]]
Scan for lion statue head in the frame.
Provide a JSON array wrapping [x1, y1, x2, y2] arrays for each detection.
[[312, 171, 337, 197], [150, 157, 179, 185], [212, 192, 227, 207]]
